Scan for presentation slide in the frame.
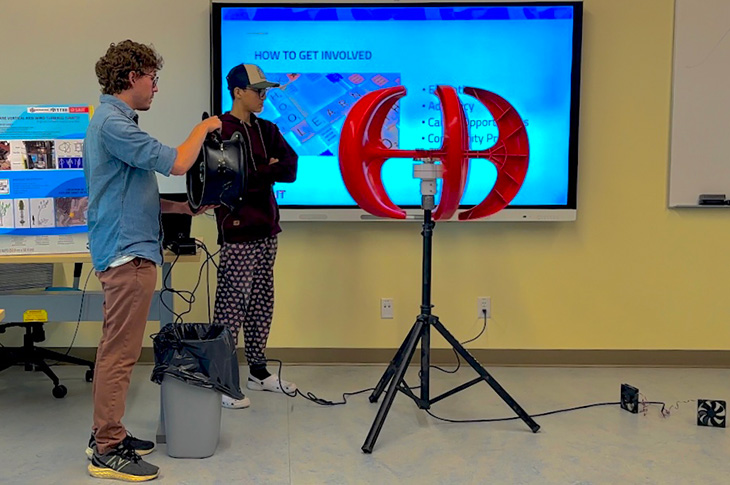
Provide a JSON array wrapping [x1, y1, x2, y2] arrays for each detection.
[[0, 105, 90, 254], [217, 5, 578, 208]]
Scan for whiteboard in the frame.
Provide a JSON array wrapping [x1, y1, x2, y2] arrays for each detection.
[[669, 0, 730, 207]]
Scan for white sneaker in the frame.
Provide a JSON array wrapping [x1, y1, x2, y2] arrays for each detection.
[[221, 394, 250, 409], [247, 375, 297, 394]]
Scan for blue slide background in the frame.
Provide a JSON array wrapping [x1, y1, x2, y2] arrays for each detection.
[[218, 6, 577, 207]]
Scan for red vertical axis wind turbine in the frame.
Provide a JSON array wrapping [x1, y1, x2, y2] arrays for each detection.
[[338, 85, 530, 220]]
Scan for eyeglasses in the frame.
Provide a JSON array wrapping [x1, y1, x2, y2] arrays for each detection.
[[138, 72, 159, 87]]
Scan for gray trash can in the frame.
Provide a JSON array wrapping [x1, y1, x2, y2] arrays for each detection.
[[151, 323, 243, 458], [162, 376, 222, 458]]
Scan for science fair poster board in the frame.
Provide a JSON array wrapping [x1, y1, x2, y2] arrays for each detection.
[[0, 105, 91, 255]]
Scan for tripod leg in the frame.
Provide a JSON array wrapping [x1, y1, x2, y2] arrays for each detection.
[[419, 315, 432, 409], [432, 318, 540, 433], [369, 321, 421, 403], [362, 318, 424, 454]]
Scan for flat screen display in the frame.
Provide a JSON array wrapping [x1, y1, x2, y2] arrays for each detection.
[[211, 3, 583, 221]]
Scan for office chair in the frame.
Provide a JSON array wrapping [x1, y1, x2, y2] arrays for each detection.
[[0, 320, 94, 398], [0, 263, 94, 398]]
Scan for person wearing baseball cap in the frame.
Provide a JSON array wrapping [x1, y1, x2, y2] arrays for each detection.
[[226, 63, 281, 93], [215, 63, 298, 410]]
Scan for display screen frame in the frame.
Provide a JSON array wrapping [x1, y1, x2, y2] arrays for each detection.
[[210, 1, 583, 222]]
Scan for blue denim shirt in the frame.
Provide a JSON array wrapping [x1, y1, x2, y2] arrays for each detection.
[[83, 95, 176, 271]]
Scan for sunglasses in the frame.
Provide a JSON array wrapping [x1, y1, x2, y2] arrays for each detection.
[[246, 87, 269, 98]]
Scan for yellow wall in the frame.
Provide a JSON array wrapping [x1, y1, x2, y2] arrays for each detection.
[[7, 0, 726, 352]]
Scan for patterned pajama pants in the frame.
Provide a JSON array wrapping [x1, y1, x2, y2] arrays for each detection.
[[214, 236, 277, 366]]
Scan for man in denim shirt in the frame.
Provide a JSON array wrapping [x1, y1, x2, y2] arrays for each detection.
[[83, 40, 220, 482]]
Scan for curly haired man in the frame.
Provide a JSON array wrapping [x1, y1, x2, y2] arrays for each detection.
[[83, 40, 220, 482]]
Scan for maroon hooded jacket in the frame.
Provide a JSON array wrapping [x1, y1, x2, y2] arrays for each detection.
[[214, 112, 298, 244]]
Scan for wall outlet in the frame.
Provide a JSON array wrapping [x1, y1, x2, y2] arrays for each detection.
[[381, 298, 394, 319], [477, 297, 491, 319]]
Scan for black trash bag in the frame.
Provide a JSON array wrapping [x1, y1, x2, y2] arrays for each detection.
[[151, 323, 244, 400]]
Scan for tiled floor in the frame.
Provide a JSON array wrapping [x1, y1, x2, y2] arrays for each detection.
[[0, 363, 728, 484]]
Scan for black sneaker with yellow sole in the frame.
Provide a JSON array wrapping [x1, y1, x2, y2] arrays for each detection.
[[87, 441, 159, 482], [86, 432, 155, 459]]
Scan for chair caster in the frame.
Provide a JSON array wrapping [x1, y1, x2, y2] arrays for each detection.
[[52, 384, 67, 399], [85, 369, 94, 382]]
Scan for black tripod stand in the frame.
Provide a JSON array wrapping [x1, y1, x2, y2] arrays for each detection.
[[362, 162, 540, 453]]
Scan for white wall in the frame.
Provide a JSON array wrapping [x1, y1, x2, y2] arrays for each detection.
[[1, 0, 214, 191]]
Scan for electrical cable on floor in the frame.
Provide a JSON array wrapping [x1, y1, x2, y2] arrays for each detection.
[[158, 242, 679, 424], [425, 402, 623, 423], [265, 324, 677, 426], [268, 355, 674, 424], [265, 357, 376, 406]]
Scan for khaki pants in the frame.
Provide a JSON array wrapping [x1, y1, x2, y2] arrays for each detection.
[[92, 258, 157, 454]]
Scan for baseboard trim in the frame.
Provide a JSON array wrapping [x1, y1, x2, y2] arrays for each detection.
[[46, 348, 730, 368]]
